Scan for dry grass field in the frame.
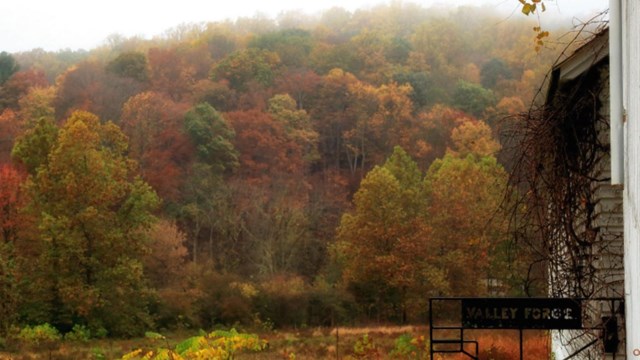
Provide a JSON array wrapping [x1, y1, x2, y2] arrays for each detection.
[[0, 325, 551, 359]]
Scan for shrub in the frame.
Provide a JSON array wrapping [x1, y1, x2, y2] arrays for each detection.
[[64, 324, 91, 342], [122, 328, 268, 359], [389, 333, 427, 359], [351, 333, 381, 358], [18, 323, 61, 345], [17, 323, 61, 355]]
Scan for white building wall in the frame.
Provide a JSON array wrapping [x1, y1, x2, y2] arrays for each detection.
[[623, 0, 640, 356]]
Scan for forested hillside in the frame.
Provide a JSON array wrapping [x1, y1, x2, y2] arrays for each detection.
[[0, 3, 568, 337]]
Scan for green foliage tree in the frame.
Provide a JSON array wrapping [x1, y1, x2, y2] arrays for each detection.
[[20, 110, 159, 336], [182, 103, 238, 263], [184, 103, 238, 173], [0, 52, 19, 85], [392, 71, 434, 109], [249, 29, 313, 68], [106, 51, 149, 82], [452, 80, 496, 118], [480, 58, 512, 89]]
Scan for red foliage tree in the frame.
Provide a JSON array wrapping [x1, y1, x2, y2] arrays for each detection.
[[0, 69, 48, 111], [0, 164, 26, 244], [226, 109, 305, 189], [147, 47, 196, 102], [120, 92, 192, 202]]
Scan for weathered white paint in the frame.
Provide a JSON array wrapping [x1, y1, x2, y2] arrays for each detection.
[[610, 0, 624, 184], [623, 0, 640, 356]]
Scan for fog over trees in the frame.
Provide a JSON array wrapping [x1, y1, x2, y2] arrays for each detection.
[[0, 2, 593, 336]]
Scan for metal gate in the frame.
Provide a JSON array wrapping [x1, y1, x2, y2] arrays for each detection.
[[428, 297, 623, 360]]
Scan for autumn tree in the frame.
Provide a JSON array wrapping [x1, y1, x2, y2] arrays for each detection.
[[267, 94, 319, 163], [307, 68, 360, 172], [348, 29, 394, 84], [227, 108, 303, 187], [0, 164, 26, 244], [191, 79, 238, 111], [0, 69, 48, 111], [55, 61, 142, 122], [273, 69, 321, 110], [147, 47, 195, 102], [17, 86, 57, 126], [0, 110, 20, 163], [450, 120, 501, 158], [424, 149, 510, 296], [225, 109, 313, 275], [19, 110, 159, 336], [144, 219, 189, 288], [0, 164, 26, 333], [12, 116, 58, 175], [211, 48, 280, 92], [239, 190, 314, 277], [337, 147, 437, 321], [120, 92, 191, 203]]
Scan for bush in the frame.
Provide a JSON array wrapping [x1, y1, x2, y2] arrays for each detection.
[[18, 323, 61, 345], [389, 333, 428, 359], [351, 333, 381, 358], [17, 323, 61, 355], [64, 324, 91, 342]]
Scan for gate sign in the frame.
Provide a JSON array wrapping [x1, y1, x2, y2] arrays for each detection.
[[461, 298, 582, 329]]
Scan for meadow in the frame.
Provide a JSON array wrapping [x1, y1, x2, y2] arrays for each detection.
[[0, 325, 550, 359]]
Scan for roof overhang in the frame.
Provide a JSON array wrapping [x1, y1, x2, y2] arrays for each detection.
[[546, 29, 609, 103]]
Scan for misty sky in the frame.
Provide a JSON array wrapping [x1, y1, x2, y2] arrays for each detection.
[[1, 0, 608, 53]]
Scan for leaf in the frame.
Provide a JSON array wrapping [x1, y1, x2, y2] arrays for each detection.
[[175, 336, 204, 355]]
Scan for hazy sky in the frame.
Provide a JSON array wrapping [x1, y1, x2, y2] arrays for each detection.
[[0, 0, 608, 53]]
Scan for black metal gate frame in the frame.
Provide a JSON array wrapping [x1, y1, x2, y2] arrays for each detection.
[[428, 297, 624, 360]]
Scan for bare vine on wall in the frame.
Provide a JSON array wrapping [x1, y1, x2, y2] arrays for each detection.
[[503, 15, 619, 300], [501, 10, 631, 354]]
